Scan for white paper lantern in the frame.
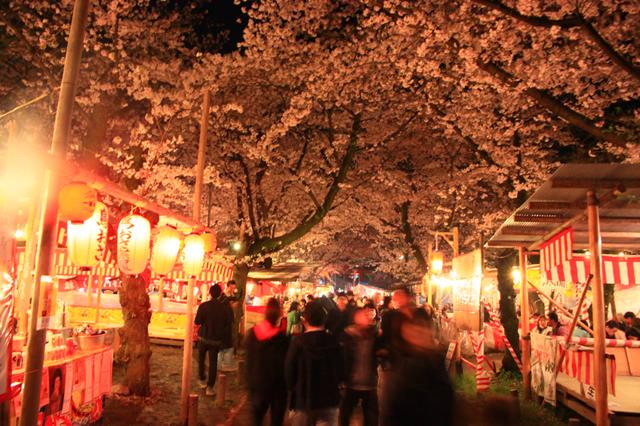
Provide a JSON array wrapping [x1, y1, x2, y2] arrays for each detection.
[[183, 234, 205, 277], [117, 214, 151, 275], [150, 226, 182, 275], [67, 202, 108, 269]]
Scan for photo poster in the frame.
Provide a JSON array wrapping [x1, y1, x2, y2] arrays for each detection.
[[42, 366, 66, 417]]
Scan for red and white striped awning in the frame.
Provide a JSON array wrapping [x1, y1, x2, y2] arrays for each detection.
[[540, 227, 573, 272], [16, 248, 233, 283], [541, 254, 640, 288]]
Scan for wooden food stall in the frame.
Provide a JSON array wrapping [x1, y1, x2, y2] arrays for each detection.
[[487, 164, 640, 425]]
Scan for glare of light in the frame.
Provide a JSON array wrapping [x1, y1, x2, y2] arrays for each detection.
[[450, 270, 458, 279], [231, 241, 242, 252], [398, 254, 405, 260], [584, 250, 591, 257], [14, 229, 25, 239], [512, 267, 521, 285], [618, 251, 626, 257]]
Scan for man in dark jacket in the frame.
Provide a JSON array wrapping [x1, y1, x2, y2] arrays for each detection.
[[245, 298, 289, 426], [326, 292, 352, 340], [340, 306, 379, 426], [194, 284, 234, 396], [285, 300, 343, 426]]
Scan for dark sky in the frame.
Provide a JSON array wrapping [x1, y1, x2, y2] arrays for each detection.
[[159, 0, 248, 53]]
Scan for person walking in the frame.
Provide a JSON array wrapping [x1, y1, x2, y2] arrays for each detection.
[[287, 301, 303, 336], [245, 298, 289, 426], [194, 284, 234, 396], [286, 300, 343, 426], [340, 306, 379, 426]]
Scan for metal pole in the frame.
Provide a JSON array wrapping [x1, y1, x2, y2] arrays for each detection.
[[518, 247, 531, 400], [180, 89, 210, 424], [587, 191, 609, 426], [19, 1, 90, 424]]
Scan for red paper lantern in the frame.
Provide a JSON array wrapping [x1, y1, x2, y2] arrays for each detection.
[[58, 183, 97, 223]]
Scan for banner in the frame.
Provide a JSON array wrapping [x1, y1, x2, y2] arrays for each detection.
[[540, 227, 573, 272], [0, 275, 13, 401], [531, 333, 558, 405]]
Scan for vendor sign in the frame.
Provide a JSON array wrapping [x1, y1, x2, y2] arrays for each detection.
[[531, 333, 558, 405]]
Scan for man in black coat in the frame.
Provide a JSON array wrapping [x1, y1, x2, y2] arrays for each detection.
[[194, 284, 234, 396], [285, 300, 343, 426]]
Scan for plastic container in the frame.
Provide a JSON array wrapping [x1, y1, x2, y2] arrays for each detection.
[[76, 333, 106, 351]]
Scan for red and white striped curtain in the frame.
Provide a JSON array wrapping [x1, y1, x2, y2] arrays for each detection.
[[557, 347, 616, 395], [540, 227, 573, 273], [542, 255, 640, 288]]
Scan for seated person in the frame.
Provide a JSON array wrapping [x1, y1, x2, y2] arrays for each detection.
[[605, 320, 626, 340]]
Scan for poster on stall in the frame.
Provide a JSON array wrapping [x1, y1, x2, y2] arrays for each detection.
[[36, 276, 57, 330], [0, 279, 13, 401], [531, 332, 558, 405]]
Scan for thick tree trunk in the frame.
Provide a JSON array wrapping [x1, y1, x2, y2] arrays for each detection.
[[496, 250, 521, 373], [117, 274, 151, 396], [231, 262, 250, 350]]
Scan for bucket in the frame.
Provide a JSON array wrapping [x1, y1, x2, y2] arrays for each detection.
[[76, 333, 106, 351]]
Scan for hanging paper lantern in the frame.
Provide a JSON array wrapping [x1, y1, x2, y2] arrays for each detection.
[[430, 251, 444, 275], [58, 183, 97, 223], [67, 202, 108, 269], [202, 232, 217, 253], [117, 214, 151, 275], [183, 234, 205, 277], [150, 226, 182, 276]]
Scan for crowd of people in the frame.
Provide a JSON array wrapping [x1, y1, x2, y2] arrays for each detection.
[[528, 309, 640, 340], [213, 286, 453, 426]]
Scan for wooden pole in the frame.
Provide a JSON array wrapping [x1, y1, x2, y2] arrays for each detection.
[[187, 394, 198, 426], [519, 247, 531, 400], [94, 269, 105, 324], [86, 270, 94, 307], [180, 88, 210, 424], [216, 373, 227, 407], [555, 275, 593, 376], [587, 191, 609, 426], [20, 1, 91, 425], [453, 227, 460, 257], [526, 280, 593, 335], [158, 277, 164, 313]]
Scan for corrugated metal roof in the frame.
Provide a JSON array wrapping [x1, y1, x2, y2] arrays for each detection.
[[487, 164, 640, 250]]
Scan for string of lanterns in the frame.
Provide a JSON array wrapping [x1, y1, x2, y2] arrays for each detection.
[[60, 183, 217, 277]]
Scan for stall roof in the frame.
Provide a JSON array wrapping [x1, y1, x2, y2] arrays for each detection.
[[248, 263, 319, 282], [487, 164, 640, 251]]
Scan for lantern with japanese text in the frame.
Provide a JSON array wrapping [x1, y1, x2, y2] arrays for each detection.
[[117, 214, 151, 275], [202, 232, 217, 253], [430, 251, 444, 275], [183, 234, 205, 277], [58, 183, 97, 223], [67, 202, 108, 269], [150, 226, 182, 276]]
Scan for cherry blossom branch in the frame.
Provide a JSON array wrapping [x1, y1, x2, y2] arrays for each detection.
[[477, 59, 631, 146], [247, 115, 361, 256], [471, 0, 640, 82], [230, 154, 259, 238], [400, 201, 428, 272]]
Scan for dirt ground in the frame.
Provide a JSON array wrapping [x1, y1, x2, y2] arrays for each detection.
[[103, 343, 247, 426]]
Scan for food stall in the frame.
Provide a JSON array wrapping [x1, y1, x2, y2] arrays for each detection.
[[15, 247, 233, 341], [487, 164, 640, 424], [244, 263, 317, 331]]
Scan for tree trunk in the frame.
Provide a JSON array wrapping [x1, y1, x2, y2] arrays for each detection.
[[117, 274, 151, 396], [231, 262, 250, 350], [496, 250, 522, 373]]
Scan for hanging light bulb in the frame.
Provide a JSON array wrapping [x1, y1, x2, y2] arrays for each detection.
[[430, 251, 444, 275]]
